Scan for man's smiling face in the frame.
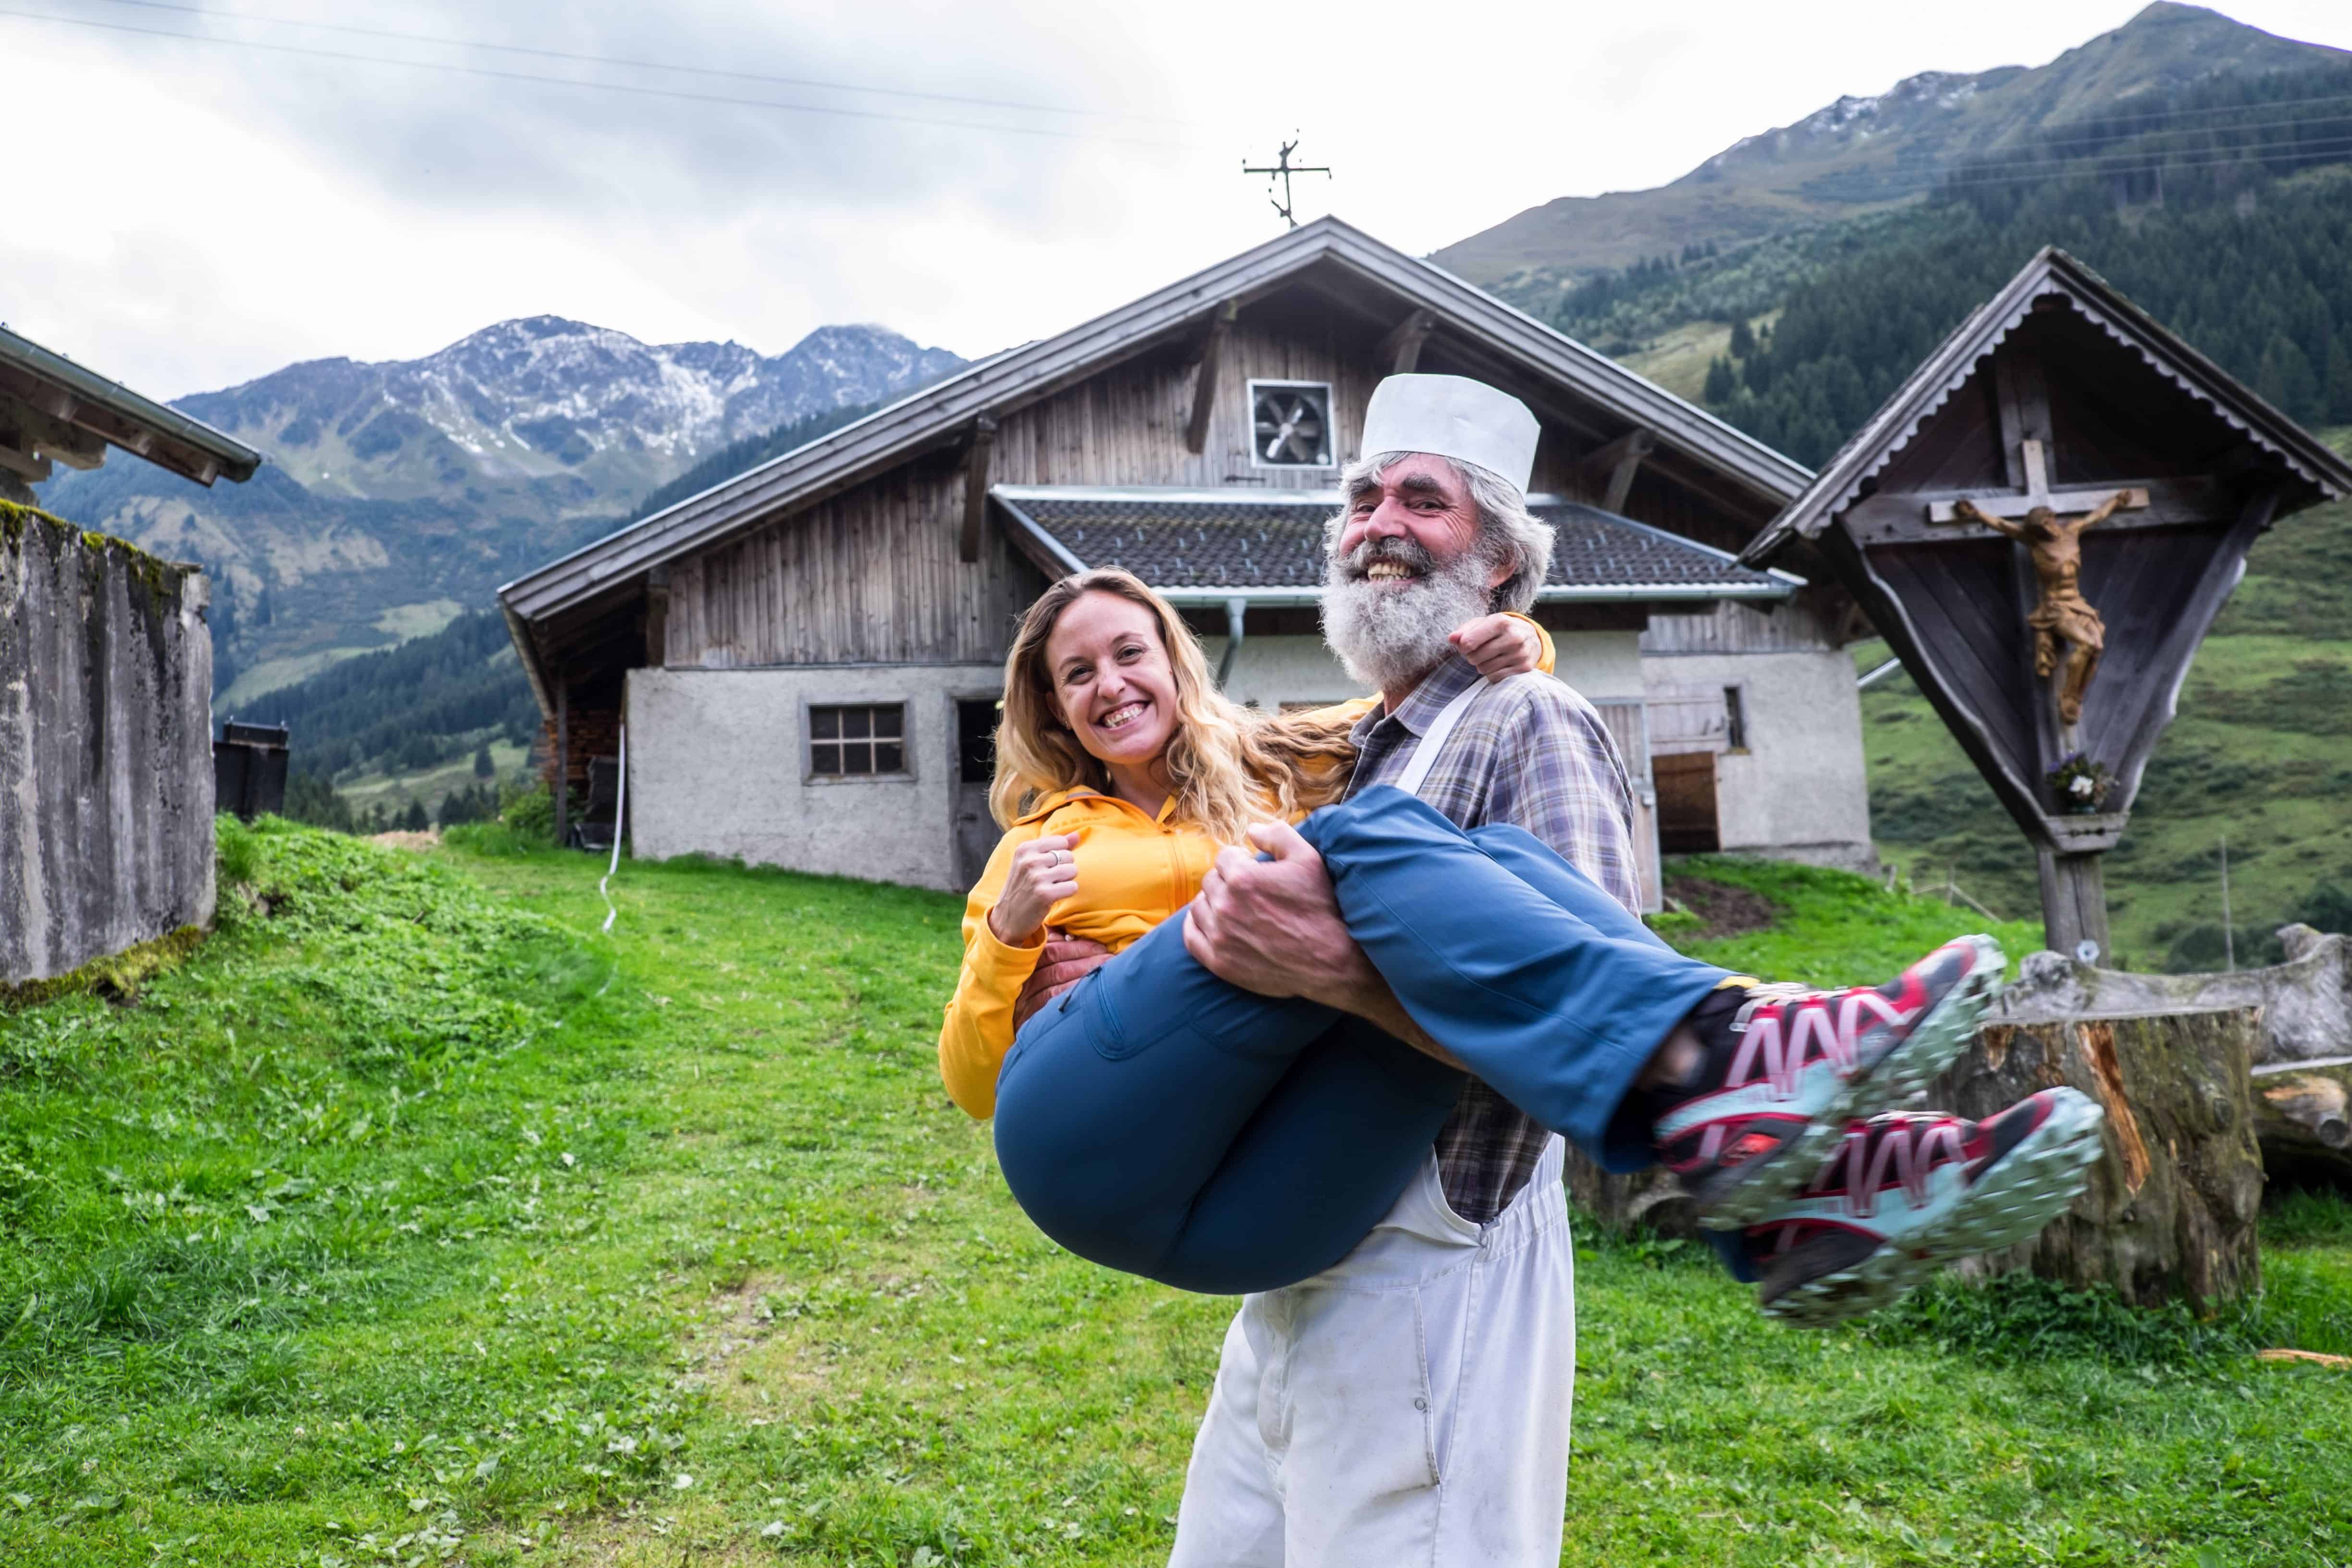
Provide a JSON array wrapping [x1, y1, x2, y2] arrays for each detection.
[[1323, 453, 1519, 694], [1334, 457, 1491, 589]]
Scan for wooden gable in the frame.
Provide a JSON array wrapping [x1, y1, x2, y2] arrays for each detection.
[[1755, 248, 2352, 957], [660, 273, 1767, 670]]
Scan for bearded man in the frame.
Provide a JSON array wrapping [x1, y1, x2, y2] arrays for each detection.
[[1003, 375, 2089, 1564], [1165, 374, 1616, 1563], [1013, 375, 1627, 1559]]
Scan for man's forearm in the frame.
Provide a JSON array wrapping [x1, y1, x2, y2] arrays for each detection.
[[1323, 969, 1468, 1072]]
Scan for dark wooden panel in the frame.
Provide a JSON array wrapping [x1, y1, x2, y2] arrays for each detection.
[[1877, 373, 2007, 495], [1654, 751, 1719, 854], [1868, 539, 2042, 787], [2031, 308, 2242, 484], [667, 460, 1045, 668]]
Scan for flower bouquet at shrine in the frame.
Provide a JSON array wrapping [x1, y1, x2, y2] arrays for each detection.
[[2046, 752, 2114, 814]]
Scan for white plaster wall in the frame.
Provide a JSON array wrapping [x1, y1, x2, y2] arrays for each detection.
[[1642, 648, 1875, 871], [1200, 629, 1644, 709], [627, 665, 1003, 892]]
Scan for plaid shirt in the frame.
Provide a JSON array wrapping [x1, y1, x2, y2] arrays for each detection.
[[1346, 654, 1643, 1224]]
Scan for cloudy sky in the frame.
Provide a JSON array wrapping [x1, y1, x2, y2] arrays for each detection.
[[4, 0, 2347, 398]]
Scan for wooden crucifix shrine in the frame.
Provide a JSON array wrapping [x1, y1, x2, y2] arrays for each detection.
[[1746, 248, 2352, 963]]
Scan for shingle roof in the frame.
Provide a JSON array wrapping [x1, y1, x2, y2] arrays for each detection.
[[992, 486, 1797, 603]]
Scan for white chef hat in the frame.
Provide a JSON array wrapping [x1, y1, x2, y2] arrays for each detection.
[[1357, 373, 1540, 495]]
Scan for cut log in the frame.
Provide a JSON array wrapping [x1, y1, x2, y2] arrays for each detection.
[[1564, 1154, 1697, 1239], [1931, 1007, 2265, 1311], [2252, 1055, 2352, 1187]]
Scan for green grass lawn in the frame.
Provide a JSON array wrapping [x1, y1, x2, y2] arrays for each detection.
[[2, 825, 2348, 1566]]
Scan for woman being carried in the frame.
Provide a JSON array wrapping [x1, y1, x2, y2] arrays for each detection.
[[939, 567, 2101, 1326]]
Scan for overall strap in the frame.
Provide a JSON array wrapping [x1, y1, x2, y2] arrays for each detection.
[[1391, 679, 1485, 799]]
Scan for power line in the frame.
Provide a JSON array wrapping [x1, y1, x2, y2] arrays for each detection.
[[1987, 83, 2352, 136], [1941, 131, 2352, 181], [1998, 102, 2352, 157], [1806, 135, 2352, 204], [0, 4, 1208, 149], [86, 0, 1194, 126]]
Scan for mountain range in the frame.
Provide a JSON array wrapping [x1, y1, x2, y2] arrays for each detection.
[[1433, 2, 2348, 288], [36, 318, 963, 705]]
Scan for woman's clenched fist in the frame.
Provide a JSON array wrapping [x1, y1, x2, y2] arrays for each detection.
[[988, 833, 1079, 948]]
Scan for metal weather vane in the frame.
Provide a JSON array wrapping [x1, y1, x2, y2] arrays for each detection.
[[1243, 136, 1331, 229]]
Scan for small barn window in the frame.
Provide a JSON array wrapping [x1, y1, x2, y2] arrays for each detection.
[[808, 703, 906, 777], [1249, 380, 1334, 468], [1723, 686, 1749, 752]]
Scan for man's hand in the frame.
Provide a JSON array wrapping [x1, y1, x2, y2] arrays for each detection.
[[1187, 821, 1469, 1070], [1450, 613, 1543, 683], [1011, 930, 1113, 1029], [1183, 820, 1378, 1006]]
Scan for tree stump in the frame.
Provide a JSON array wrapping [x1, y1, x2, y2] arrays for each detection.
[[1564, 1155, 1696, 1239], [1930, 1007, 2264, 1311], [2252, 1055, 2352, 1187]]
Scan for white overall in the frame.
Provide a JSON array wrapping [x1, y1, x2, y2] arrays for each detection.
[[1168, 681, 1577, 1567]]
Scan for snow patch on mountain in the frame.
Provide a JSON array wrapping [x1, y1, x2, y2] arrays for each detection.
[[176, 317, 964, 502]]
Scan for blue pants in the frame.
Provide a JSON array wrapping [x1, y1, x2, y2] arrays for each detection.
[[993, 787, 1734, 1295]]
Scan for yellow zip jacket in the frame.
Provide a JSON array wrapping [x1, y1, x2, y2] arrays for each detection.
[[937, 618, 1554, 1118]]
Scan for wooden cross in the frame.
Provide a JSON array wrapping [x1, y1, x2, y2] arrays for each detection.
[[1924, 440, 2149, 526]]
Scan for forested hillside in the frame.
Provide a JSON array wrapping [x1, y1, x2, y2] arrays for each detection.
[[1508, 60, 2352, 467], [1435, 2, 2346, 285], [1481, 59, 2352, 970], [261, 401, 888, 825]]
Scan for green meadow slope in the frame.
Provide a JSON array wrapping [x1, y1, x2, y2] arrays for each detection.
[[2, 825, 2348, 1564]]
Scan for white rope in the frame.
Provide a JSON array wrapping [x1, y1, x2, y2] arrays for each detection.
[[598, 722, 627, 934]]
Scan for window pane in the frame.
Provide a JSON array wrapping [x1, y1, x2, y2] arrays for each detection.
[[847, 742, 875, 774], [811, 708, 839, 740], [874, 705, 904, 739], [843, 708, 871, 740], [811, 742, 839, 774], [874, 742, 904, 773]]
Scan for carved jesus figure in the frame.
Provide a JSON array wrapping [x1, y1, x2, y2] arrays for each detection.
[[1951, 490, 2132, 726]]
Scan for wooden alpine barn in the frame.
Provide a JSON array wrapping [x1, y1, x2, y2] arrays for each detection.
[[498, 218, 1874, 898]]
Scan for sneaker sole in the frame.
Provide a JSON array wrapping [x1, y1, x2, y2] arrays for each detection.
[[1700, 934, 2009, 1230], [1761, 1088, 2107, 1329]]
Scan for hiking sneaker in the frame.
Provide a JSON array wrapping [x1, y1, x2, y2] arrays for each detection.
[[1747, 1088, 2107, 1328], [1656, 935, 2008, 1229]]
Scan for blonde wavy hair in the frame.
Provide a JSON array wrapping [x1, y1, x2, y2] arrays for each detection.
[[989, 569, 1360, 846]]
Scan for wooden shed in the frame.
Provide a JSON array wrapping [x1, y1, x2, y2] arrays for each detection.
[[499, 218, 1874, 893]]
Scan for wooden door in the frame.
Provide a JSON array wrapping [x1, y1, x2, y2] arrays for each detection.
[[1654, 751, 1720, 855], [954, 700, 1001, 890]]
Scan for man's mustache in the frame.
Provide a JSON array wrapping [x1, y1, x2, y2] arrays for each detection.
[[1337, 536, 1437, 580]]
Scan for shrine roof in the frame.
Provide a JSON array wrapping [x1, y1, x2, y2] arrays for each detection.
[[992, 485, 1798, 605], [1741, 247, 2352, 566]]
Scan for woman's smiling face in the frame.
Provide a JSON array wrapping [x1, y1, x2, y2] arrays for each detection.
[[1044, 590, 1181, 773]]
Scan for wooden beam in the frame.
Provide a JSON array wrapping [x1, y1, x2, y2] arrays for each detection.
[[958, 415, 997, 564], [1185, 301, 1237, 456], [1844, 478, 2229, 546], [0, 392, 106, 470], [555, 682, 570, 845], [1581, 428, 1655, 513], [0, 440, 50, 483], [1380, 309, 1436, 374], [643, 564, 671, 668]]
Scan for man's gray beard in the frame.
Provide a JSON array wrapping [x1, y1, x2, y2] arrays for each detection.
[[1322, 539, 1495, 695]]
